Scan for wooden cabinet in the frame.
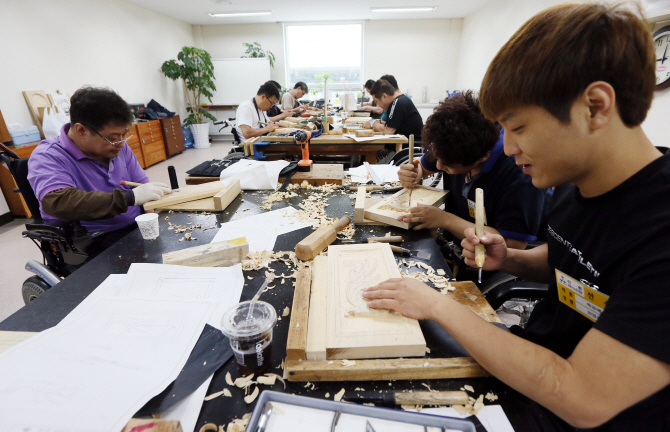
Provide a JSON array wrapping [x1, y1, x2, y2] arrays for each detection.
[[135, 120, 166, 168], [0, 142, 38, 217], [126, 124, 145, 168], [159, 115, 185, 157]]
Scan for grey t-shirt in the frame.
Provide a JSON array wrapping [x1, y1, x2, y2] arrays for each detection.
[[281, 91, 298, 111]]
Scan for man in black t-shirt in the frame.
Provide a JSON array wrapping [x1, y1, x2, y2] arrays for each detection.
[[363, 4, 670, 431], [365, 79, 423, 140]]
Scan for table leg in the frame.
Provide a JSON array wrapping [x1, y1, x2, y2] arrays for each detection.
[[396, 143, 402, 152]]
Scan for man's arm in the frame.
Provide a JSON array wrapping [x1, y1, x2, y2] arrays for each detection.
[[363, 280, 670, 428], [372, 120, 396, 135], [360, 105, 384, 114], [269, 109, 293, 122], [239, 124, 278, 139], [42, 187, 133, 222]]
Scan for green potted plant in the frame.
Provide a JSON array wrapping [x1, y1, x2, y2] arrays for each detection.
[[241, 42, 276, 68], [161, 47, 217, 148]]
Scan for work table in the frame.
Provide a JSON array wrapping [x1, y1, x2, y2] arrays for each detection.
[[0, 189, 533, 431]]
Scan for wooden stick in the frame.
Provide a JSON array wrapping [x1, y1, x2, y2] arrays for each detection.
[[286, 267, 312, 360], [349, 185, 383, 191], [408, 134, 415, 207], [366, 236, 403, 243], [475, 188, 485, 269], [354, 186, 367, 224], [121, 180, 142, 187]]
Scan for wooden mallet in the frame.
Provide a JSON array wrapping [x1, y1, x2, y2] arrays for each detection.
[[475, 188, 485, 283], [295, 216, 351, 261]]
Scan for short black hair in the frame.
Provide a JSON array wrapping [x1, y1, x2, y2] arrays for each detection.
[[379, 74, 398, 90], [294, 81, 308, 92], [269, 80, 282, 90], [258, 81, 280, 100], [422, 90, 501, 167], [364, 79, 376, 90], [370, 80, 396, 99], [69, 86, 133, 131]]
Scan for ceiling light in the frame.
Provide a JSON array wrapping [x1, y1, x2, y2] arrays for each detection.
[[209, 11, 271, 17], [370, 7, 437, 13]]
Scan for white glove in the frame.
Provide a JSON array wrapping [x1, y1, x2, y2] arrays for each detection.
[[132, 182, 172, 206]]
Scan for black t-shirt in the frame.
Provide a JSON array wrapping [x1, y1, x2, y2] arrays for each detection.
[[384, 94, 423, 140], [516, 154, 670, 431], [421, 132, 546, 242]]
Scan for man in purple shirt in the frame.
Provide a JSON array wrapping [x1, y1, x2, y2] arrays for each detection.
[[28, 86, 171, 233]]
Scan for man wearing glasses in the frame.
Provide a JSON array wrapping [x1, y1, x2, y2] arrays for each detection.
[[28, 86, 171, 233], [235, 81, 285, 140]]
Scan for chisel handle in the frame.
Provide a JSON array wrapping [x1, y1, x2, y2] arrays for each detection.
[[389, 245, 411, 255], [394, 391, 469, 406], [350, 185, 383, 191], [475, 188, 485, 268], [367, 236, 403, 243]]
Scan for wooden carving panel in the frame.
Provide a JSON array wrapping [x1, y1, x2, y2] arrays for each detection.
[[364, 186, 448, 229], [326, 243, 426, 359]]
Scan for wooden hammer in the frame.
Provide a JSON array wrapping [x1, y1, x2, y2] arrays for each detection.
[[295, 216, 351, 261]]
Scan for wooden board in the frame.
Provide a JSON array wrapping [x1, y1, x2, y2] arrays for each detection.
[[143, 181, 229, 212], [306, 256, 328, 360], [286, 267, 312, 361], [156, 197, 218, 212], [22, 90, 50, 138], [326, 243, 426, 359], [213, 179, 241, 210], [155, 178, 241, 211], [365, 186, 448, 229], [354, 186, 367, 223], [162, 237, 249, 267], [353, 193, 385, 226]]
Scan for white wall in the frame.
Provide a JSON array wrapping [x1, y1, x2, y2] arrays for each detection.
[[0, 0, 194, 129]]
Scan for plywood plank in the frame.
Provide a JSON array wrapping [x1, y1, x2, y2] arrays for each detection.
[[364, 186, 448, 229], [286, 267, 312, 361], [326, 243, 426, 359], [143, 181, 228, 212], [306, 256, 328, 360], [162, 237, 249, 267], [286, 357, 488, 382]]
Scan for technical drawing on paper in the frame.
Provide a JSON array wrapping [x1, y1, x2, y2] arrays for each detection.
[[343, 258, 380, 314]]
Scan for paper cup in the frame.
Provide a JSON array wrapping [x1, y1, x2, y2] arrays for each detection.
[[135, 213, 159, 240], [221, 301, 277, 375]]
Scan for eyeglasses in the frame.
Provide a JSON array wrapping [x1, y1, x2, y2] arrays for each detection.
[[83, 124, 133, 147]]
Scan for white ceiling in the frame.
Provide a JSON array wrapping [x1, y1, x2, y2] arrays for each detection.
[[123, 0, 495, 25]]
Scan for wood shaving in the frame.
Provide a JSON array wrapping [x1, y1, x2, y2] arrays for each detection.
[[225, 413, 251, 432], [421, 383, 433, 392], [423, 362, 429, 367], [463, 385, 474, 393], [204, 387, 233, 401], [244, 386, 259, 404], [225, 372, 233, 386], [263, 373, 285, 389], [282, 307, 290, 317], [341, 360, 356, 367], [485, 392, 498, 402], [334, 388, 345, 402], [257, 375, 276, 385], [401, 404, 423, 412], [425, 347, 431, 353], [327, 361, 334, 365], [199, 423, 218, 432], [354, 387, 365, 391], [325, 392, 330, 398], [473, 394, 485, 414], [165, 216, 169, 220], [234, 374, 255, 388]]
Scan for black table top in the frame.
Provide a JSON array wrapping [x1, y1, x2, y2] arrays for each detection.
[[0, 189, 532, 431]]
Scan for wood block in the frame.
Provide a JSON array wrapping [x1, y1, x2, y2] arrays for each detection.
[[162, 237, 249, 267], [143, 181, 228, 212], [355, 129, 375, 137], [328, 129, 343, 135], [285, 357, 488, 382], [364, 186, 448, 229], [354, 186, 367, 223], [156, 197, 217, 212], [286, 267, 312, 361], [326, 243, 426, 359], [121, 419, 183, 432], [0, 331, 38, 354], [306, 256, 328, 360], [213, 179, 241, 210], [343, 117, 368, 124], [269, 127, 301, 135], [354, 197, 385, 226], [22, 90, 50, 138]]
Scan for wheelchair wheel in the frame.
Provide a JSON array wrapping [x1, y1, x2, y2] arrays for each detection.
[[22, 275, 50, 304]]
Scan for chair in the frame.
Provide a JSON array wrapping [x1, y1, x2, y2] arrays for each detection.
[[390, 145, 443, 188], [0, 143, 106, 303]]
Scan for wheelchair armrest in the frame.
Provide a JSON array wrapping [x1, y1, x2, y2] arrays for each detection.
[[24, 221, 71, 240], [485, 280, 549, 310]]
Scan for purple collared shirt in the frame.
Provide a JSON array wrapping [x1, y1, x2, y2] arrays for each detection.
[[28, 123, 149, 232]]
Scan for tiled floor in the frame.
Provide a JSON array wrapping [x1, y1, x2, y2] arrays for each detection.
[[0, 140, 234, 323]]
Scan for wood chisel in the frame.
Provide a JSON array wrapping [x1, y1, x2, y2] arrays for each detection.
[[366, 236, 403, 243], [408, 134, 415, 208], [349, 185, 384, 191], [345, 390, 469, 407], [295, 216, 351, 261], [389, 244, 431, 260], [475, 188, 485, 283], [370, 186, 403, 194]]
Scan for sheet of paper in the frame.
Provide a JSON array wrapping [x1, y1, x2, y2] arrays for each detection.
[[345, 164, 400, 184], [220, 159, 290, 190], [0, 297, 215, 432], [161, 374, 214, 432], [343, 133, 405, 142], [417, 406, 515, 432], [210, 206, 311, 252]]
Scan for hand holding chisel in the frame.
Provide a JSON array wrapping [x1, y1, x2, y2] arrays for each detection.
[[407, 134, 415, 208], [475, 188, 485, 283]]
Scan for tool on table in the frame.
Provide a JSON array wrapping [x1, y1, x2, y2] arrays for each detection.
[[348, 185, 384, 191], [295, 216, 351, 260], [346, 390, 469, 407], [366, 420, 376, 432], [330, 410, 341, 432], [370, 186, 403, 194], [475, 187, 485, 284], [408, 134, 415, 208], [245, 275, 274, 323], [167, 165, 179, 190], [120, 180, 142, 187], [255, 401, 274, 432], [367, 236, 403, 243], [294, 130, 314, 172], [389, 244, 432, 260]]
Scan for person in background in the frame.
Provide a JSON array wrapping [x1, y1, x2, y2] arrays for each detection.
[[266, 81, 284, 118], [366, 79, 423, 139], [360, 79, 383, 118], [236, 82, 293, 139], [281, 81, 309, 113], [28, 86, 171, 233]]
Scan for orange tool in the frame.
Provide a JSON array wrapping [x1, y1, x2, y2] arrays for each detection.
[[294, 130, 314, 172]]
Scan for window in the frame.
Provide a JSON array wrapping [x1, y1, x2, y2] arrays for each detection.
[[284, 23, 364, 97]]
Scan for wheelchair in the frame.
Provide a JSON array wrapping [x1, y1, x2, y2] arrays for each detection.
[[1, 143, 107, 303]]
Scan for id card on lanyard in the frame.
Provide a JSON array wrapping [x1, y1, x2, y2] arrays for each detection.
[[555, 269, 609, 322], [467, 199, 487, 224]]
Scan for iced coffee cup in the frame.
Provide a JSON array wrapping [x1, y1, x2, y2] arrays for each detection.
[[221, 301, 277, 375]]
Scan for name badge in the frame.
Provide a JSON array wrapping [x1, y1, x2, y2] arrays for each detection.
[[467, 199, 487, 224], [555, 269, 609, 322]]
